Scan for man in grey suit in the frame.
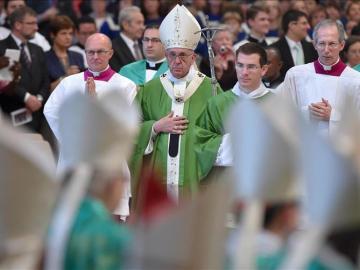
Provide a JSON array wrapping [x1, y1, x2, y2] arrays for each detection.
[[109, 6, 145, 72]]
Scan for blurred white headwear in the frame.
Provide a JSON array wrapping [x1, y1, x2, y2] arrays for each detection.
[[228, 98, 298, 202], [159, 4, 201, 50], [59, 90, 139, 173], [45, 91, 139, 270], [279, 117, 360, 270], [0, 121, 58, 268]]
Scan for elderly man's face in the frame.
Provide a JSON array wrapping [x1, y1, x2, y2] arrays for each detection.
[[314, 25, 345, 66], [123, 11, 145, 40], [85, 34, 113, 72], [166, 48, 196, 79]]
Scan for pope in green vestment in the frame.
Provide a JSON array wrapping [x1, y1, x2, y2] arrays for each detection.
[[130, 69, 222, 200], [64, 197, 131, 270], [119, 59, 168, 85], [195, 82, 272, 180]]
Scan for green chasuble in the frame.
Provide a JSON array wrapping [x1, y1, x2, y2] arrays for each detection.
[[195, 87, 272, 180], [64, 197, 131, 270], [119, 59, 168, 85], [130, 72, 222, 199]]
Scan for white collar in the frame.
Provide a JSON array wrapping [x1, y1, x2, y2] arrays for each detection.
[[166, 65, 196, 84], [249, 33, 265, 42], [285, 36, 301, 48], [231, 82, 269, 99], [120, 32, 136, 47], [11, 33, 23, 48], [318, 57, 340, 71], [87, 65, 110, 77], [147, 58, 166, 67]]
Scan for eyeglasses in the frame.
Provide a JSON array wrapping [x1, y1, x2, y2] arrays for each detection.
[[142, 37, 161, 43], [316, 41, 340, 50], [235, 63, 260, 71], [167, 52, 193, 62], [85, 49, 110, 56]]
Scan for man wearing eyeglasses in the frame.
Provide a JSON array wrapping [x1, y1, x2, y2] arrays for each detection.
[[130, 5, 222, 204], [279, 19, 360, 136], [119, 25, 167, 85], [44, 32, 137, 220], [271, 9, 317, 82], [194, 42, 272, 179], [0, 7, 49, 133]]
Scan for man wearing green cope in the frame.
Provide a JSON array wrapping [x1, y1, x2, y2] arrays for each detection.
[[195, 42, 273, 180], [130, 4, 222, 202]]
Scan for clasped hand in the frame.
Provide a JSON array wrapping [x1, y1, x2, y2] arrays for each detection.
[[309, 98, 332, 121], [153, 111, 189, 134]]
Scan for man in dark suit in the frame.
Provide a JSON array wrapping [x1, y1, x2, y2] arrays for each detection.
[[109, 6, 145, 72], [272, 9, 318, 81], [0, 6, 49, 132]]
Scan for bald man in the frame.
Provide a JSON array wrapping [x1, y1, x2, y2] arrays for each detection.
[[44, 33, 137, 219]]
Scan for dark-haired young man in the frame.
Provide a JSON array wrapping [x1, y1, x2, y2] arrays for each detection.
[[195, 42, 272, 179], [234, 5, 270, 50], [272, 9, 317, 80], [69, 16, 97, 68], [119, 25, 167, 85]]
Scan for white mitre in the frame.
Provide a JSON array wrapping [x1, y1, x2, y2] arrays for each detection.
[[59, 90, 139, 174], [159, 4, 201, 50], [0, 121, 58, 269]]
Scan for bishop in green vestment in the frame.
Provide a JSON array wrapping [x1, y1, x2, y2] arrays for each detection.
[[195, 42, 273, 180]]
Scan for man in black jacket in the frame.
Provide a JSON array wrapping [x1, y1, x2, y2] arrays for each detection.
[[0, 7, 49, 132], [271, 9, 318, 81], [109, 6, 145, 72]]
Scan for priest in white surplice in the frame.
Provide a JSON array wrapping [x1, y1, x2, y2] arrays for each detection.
[[278, 19, 360, 136], [44, 33, 137, 221]]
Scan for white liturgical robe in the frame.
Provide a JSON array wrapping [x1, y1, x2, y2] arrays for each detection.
[[278, 60, 360, 136], [44, 67, 137, 217]]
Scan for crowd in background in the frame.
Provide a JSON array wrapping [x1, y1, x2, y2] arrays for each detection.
[[2, 0, 360, 142], [1, 1, 360, 269]]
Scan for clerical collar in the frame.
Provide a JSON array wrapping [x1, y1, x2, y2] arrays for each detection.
[[76, 42, 84, 50], [248, 34, 267, 47], [232, 82, 269, 98], [84, 65, 116, 81], [146, 58, 166, 70], [166, 65, 196, 84], [314, 58, 346, 76]]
